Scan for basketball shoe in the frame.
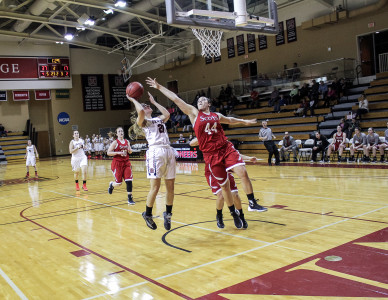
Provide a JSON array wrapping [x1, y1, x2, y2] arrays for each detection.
[[235, 209, 248, 229], [248, 199, 267, 212], [82, 184, 88, 191], [230, 211, 243, 229], [163, 212, 172, 230], [142, 212, 157, 230], [75, 182, 80, 191], [127, 194, 135, 205], [108, 182, 114, 194], [216, 214, 225, 229]]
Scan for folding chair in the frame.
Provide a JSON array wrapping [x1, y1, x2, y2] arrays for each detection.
[[298, 139, 314, 161]]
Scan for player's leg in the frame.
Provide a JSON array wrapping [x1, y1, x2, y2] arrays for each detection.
[[123, 163, 134, 204], [142, 178, 161, 230], [80, 157, 88, 191], [163, 178, 175, 230]]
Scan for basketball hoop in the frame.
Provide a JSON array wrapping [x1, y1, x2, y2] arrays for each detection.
[[121, 57, 132, 82], [191, 28, 223, 58]]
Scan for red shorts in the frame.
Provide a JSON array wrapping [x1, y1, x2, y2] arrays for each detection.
[[333, 142, 342, 151], [203, 141, 245, 186], [111, 159, 133, 183], [205, 165, 238, 194]]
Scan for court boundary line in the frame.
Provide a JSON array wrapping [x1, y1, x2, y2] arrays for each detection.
[[0, 267, 28, 300]]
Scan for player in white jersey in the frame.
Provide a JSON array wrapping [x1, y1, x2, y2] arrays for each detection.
[[127, 92, 176, 231], [69, 130, 88, 191], [24, 140, 39, 178]]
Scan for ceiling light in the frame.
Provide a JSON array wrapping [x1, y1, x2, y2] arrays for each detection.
[[84, 17, 95, 26], [56, 41, 64, 44], [76, 26, 86, 31], [64, 33, 74, 41], [114, 0, 126, 8], [104, 8, 114, 14]]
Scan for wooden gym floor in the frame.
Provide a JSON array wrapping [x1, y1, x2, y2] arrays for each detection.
[[0, 157, 387, 299]]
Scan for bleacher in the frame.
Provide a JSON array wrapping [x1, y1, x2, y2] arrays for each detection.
[[0, 132, 29, 164]]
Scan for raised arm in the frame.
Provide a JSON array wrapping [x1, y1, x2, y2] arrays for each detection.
[[217, 113, 257, 126], [148, 92, 170, 122], [126, 95, 145, 127], [146, 77, 198, 122]]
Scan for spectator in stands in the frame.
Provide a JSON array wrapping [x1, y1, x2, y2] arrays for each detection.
[[274, 94, 287, 113], [354, 94, 369, 120], [188, 134, 194, 142], [311, 131, 329, 163], [294, 97, 308, 117], [326, 125, 346, 162], [289, 85, 299, 104], [218, 86, 226, 102], [176, 134, 186, 144], [325, 86, 337, 107], [279, 132, 298, 162], [365, 127, 380, 162], [182, 114, 192, 132], [225, 84, 233, 98], [304, 95, 317, 117], [299, 82, 309, 99], [0, 123, 7, 137], [219, 104, 227, 115], [348, 127, 366, 162], [248, 89, 260, 109], [310, 79, 319, 101], [332, 77, 341, 97], [347, 118, 360, 138], [268, 87, 279, 107], [318, 80, 328, 105], [175, 111, 183, 129], [259, 120, 280, 166]]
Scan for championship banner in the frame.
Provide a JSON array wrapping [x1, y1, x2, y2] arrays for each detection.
[[227, 37, 235, 58], [0, 91, 6, 101], [247, 34, 256, 53], [12, 90, 29, 101], [236, 34, 246, 56], [81, 74, 106, 112], [214, 55, 221, 62], [205, 56, 212, 64], [286, 18, 297, 43], [108, 74, 131, 110], [258, 35, 267, 50], [34, 90, 51, 100], [276, 21, 285, 46]]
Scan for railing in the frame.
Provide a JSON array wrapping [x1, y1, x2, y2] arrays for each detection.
[[379, 53, 388, 73]]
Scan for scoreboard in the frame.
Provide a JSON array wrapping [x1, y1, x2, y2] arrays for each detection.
[[38, 58, 71, 79]]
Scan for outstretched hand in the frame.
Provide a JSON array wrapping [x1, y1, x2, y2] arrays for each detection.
[[245, 118, 258, 125], [145, 77, 159, 89], [126, 95, 136, 102], [148, 92, 157, 105]]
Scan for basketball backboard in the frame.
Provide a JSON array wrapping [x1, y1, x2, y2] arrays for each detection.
[[165, 0, 278, 35]]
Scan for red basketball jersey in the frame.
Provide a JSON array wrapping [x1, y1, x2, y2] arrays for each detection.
[[335, 132, 343, 144], [193, 111, 228, 153], [113, 138, 130, 162]]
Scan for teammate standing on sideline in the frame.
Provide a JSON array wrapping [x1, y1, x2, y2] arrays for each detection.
[[259, 120, 280, 166], [69, 131, 88, 191], [24, 140, 39, 178], [127, 92, 176, 230], [146, 77, 266, 230], [107, 127, 134, 204]]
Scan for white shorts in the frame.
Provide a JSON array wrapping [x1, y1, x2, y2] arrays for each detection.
[[71, 155, 88, 172], [146, 146, 176, 179], [26, 156, 36, 166]]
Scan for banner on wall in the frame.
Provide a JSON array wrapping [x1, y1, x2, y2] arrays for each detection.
[[286, 18, 297, 43], [236, 34, 245, 56], [34, 90, 51, 100], [13, 90, 29, 101], [214, 55, 221, 62], [56, 89, 70, 99], [227, 38, 235, 58], [258, 35, 267, 50], [205, 56, 212, 64], [276, 21, 285, 46], [0, 91, 6, 101], [81, 74, 106, 112], [108, 74, 131, 110], [247, 34, 256, 53]]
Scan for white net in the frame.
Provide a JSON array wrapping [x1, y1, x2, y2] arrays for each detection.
[[191, 28, 223, 58]]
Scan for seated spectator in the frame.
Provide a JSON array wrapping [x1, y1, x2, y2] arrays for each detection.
[[274, 94, 287, 113], [325, 125, 347, 162], [176, 134, 186, 144], [219, 104, 227, 115], [170, 112, 179, 133], [182, 114, 192, 132], [218, 86, 226, 102], [294, 97, 309, 117], [365, 127, 380, 162], [310, 79, 319, 100], [268, 87, 279, 107], [247, 90, 260, 109], [325, 86, 337, 107], [348, 127, 366, 162], [279, 131, 298, 162], [299, 83, 309, 99], [346, 118, 360, 138], [0, 123, 7, 137], [289, 85, 299, 104], [304, 95, 318, 117], [318, 80, 328, 105], [225, 84, 233, 97], [354, 94, 369, 120], [188, 134, 194, 142], [311, 131, 329, 162]]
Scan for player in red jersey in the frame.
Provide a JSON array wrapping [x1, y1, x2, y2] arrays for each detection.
[[326, 125, 347, 162], [146, 77, 267, 229], [107, 127, 135, 204]]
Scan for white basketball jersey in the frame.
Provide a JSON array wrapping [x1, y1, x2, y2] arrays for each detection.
[[143, 117, 170, 146], [72, 139, 86, 158], [26, 145, 35, 157]]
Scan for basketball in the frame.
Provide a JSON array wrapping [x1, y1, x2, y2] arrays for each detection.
[[126, 82, 144, 100]]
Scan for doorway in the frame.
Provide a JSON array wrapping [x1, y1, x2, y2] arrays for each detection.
[[238, 61, 257, 92], [358, 30, 388, 76]]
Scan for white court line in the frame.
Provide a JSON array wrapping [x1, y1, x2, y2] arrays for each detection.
[[0, 268, 28, 300], [83, 203, 388, 300]]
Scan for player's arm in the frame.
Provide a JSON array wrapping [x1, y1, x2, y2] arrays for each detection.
[[148, 92, 170, 122], [34, 145, 39, 158], [24, 146, 28, 159], [189, 138, 198, 147], [241, 154, 258, 163], [341, 132, 347, 145], [146, 77, 198, 121], [217, 113, 257, 126], [127, 140, 133, 154], [107, 141, 122, 156], [69, 141, 77, 154], [126, 95, 146, 127]]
